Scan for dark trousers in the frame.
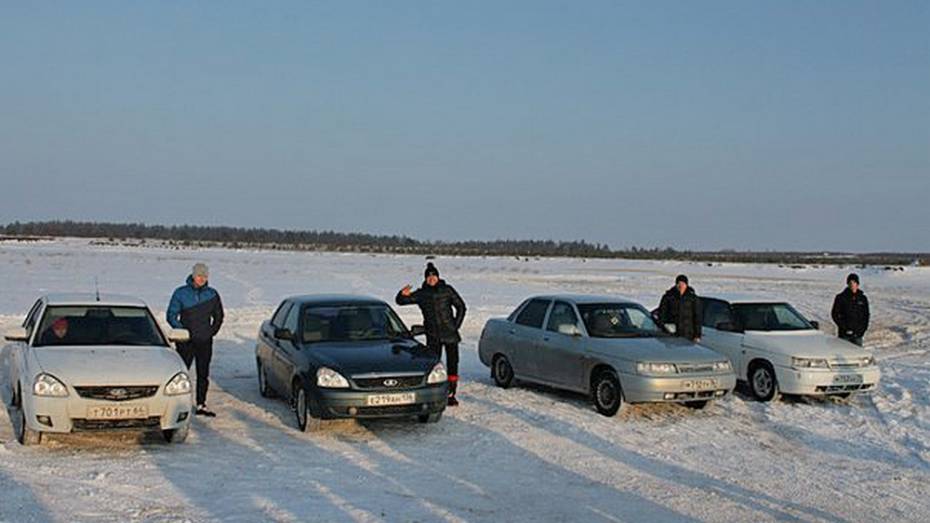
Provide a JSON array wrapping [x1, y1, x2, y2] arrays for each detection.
[[428, 339, 459, 396], [178, 339, 213, 405]]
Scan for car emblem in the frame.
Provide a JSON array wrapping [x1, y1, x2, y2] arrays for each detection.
[[109, 388, 128, 399], [383, 379, 399, 387]]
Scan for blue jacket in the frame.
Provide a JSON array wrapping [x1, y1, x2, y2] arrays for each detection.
[[167, 276, 224, 342]]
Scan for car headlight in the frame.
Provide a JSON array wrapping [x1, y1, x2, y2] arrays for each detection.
[[33, 373, 69, 397], [316, 367, 350, 388], [427, 362, 448, 384], [791, 357, 830, 369], [164, 372, 192, 396], [714, 361, 732, 372], [636, 362, 678, 375]]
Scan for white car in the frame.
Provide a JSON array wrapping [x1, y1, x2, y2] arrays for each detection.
[[4, 293, 194, 445], [699, 295, 880, 402]]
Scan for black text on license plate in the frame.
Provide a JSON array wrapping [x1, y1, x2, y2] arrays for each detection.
[[366, 393, 416, 406], [682, 379, 717, 390], [834, 374, 863, 384], [87, 404, 149, 419]]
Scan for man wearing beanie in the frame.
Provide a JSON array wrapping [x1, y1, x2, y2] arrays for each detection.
[[167, 262, 225, 416], [657, 274, 702, 342], [832, 273, 870, 346], [396, 262, 467, 406]]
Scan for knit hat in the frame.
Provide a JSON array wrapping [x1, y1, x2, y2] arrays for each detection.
[[675, 274, 689, 284], [425, 262, 440, 279], [192, 263, 209, 279], [847, 273, 860, 285]]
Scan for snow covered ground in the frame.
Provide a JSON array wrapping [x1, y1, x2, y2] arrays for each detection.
[[1, 239, 929, 522]]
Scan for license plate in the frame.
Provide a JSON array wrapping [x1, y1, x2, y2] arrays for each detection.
[[833, 374, 863, 385], [86, 404, 149, 420], [366, 393, 416, 407], [682, 379, 717, 390]]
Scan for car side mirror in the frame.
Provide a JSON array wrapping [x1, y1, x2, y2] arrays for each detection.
[[4, 327, 28, 342], [274, 328, 294, 341], [557, 324, 582, 337], [664, 323, 677, 334], [809, 320, 820, 330], [410, 325, 426, 337], [167, 328, 190, 343]]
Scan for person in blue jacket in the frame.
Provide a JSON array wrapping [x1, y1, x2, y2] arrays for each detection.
[[167, 263, 224, 417]]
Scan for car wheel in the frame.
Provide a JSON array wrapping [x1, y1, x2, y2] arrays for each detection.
[[16, 407, 42, 446], [591, 370, 624, 417], [492, 355, 514, 389], [684, 400, 710, 410], [257, 360, 274, 398], [294, 385, 322, 433], [418, 412, 443, 423], [749, 361, 780, 402], [163, 419, 191, 444]]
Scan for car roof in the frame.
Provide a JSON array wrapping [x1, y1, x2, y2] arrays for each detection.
[[701, 293, 785, 304], [285, 294, 388, 307], [43, 293, 149, 307], [528, 294, 642, 306]]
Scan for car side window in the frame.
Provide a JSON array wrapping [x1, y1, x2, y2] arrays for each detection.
[[284, 304, 300, 334], [271, 302, 292, 328], [702, 299, 734, 330], [515, 299, 551, 329], [546, 301, 579, 333], [23, 299, 43, 337]]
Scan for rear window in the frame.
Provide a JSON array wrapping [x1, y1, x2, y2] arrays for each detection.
[[515, 299, 551, 329], [34, 306, 167, 347]]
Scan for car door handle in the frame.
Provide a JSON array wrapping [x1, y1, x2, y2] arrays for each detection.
[[509, 329, 516, 335], [543, 336, 551, 342]]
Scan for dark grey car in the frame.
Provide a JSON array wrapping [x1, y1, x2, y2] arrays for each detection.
[[255, 295, 448, 432]]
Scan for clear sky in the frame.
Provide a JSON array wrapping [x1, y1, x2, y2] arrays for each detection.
[[1, 1, 927, 251]]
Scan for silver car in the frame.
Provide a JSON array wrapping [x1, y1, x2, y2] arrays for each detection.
[[478, 295, 737, 416]]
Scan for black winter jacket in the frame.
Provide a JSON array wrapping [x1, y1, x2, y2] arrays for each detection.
[[396, 280, 466, 344], [832, 288, 870, 338], [658, 286, 702, 340]]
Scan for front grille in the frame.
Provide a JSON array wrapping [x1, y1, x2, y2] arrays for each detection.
[[829, 361, 865, 370], [352, 376, 425, 390], [676, 364, 716, 374], [355, 404, 429, 416], [815, 383, 875, 394], [75, 386, 159, 402], [72, 416, 162, 432]]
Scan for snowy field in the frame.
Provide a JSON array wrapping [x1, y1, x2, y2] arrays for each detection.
[[1, 239, 929, 523]]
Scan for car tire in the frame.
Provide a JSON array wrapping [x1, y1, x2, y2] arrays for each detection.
[[684, 400, 710, 410], [163, 419, 190, 444], [748, 361, 780, 402], [294, 385, 322, 433], [418, 412, 443, 423], [591, 370, 624, 417], [16, 407, 42, 446], [257, 360, 275, 398], [492, 355, 514, 389]]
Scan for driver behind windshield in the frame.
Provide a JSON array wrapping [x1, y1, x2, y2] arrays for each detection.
[[40, 318, 70, 345]]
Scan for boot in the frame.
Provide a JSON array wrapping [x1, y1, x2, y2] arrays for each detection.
[[447, 375, 459, 406]]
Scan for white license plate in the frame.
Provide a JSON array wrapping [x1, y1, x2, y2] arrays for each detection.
[[682, 379, 718, 390], [366, 393, 416, 407], [86, 404, 149, 420], [833, 374, 863, 385]]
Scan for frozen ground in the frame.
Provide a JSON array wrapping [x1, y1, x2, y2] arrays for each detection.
[[1, 239, 929, 522]]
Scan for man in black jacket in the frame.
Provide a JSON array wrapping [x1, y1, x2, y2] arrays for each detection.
[[657, 274, 702, 342], [832, 273, 870, 346], [396, 262, 467, 406]]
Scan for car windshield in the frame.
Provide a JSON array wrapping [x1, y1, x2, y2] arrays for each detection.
[[732, 303, 814, 331], [34, 306, 167, 347], [302, 305, 410, 343], [577, 303, 667, 338]]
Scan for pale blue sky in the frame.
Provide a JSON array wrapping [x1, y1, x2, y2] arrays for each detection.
[[1, 1, 927, 251]]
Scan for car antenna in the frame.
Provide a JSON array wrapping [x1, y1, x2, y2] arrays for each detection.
[[95, 277, 100, 302]]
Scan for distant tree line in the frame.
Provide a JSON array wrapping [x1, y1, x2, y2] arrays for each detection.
[[0, 220, 925, 266]]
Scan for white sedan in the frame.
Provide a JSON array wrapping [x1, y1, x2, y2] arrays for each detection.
[[699, 295, 880, 402], [4, 293, 194, 445]]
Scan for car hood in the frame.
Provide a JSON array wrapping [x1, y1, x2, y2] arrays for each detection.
[[307, 339, 440, 376], [589, 336, 727, 364], [33, 345, 186, 386], [742, 330, 871, 359]]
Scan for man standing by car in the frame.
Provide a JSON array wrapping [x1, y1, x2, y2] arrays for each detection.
[[396, 262, 467, 406], [168, 263, 224, 417], [832, 273, 870, 346], [657, 274, 702, 343]]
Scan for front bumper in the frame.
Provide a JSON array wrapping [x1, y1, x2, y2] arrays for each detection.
[[620, 372, 737, 403], [22, 390, 192, 434], [315, 383, 448, 420], [775, 365, 881, 395]]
